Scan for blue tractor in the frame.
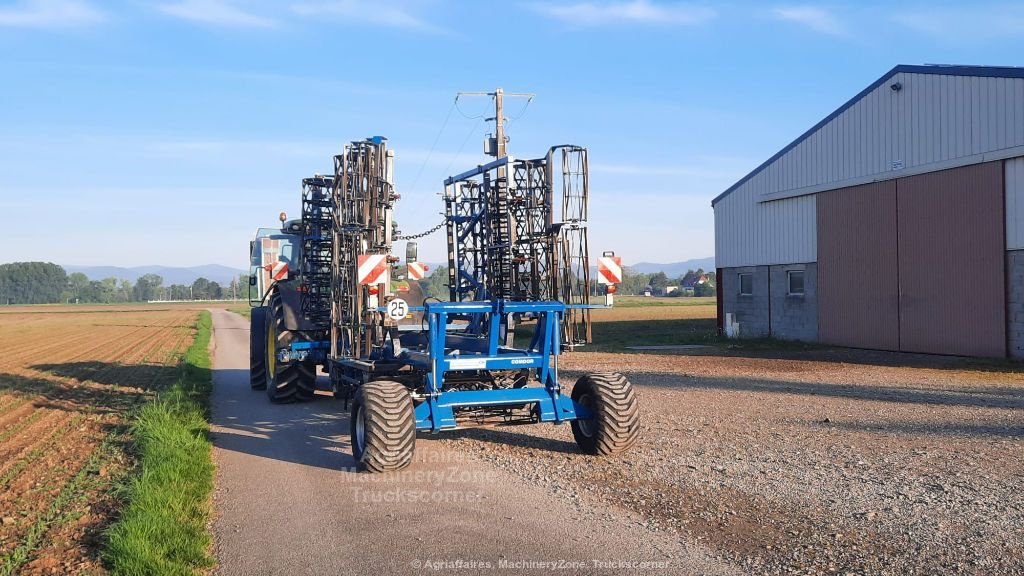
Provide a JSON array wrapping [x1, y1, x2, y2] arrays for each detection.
[[250, 122, 639, 472]]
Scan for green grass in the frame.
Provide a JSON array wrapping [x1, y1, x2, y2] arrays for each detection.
[[103, 311, 215, 576], [612, 296, 716, 308], [229, 307, 251, 319]]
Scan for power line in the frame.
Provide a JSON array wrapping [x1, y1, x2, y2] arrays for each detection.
[[442, 117, 484, 178], [506, 95, 534, 124], [454, 94, 487, 120], [409, 100, 456, 192]]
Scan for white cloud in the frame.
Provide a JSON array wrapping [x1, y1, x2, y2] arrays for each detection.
[[772, 5, 845, 36], [0, 0, 104, 28], [290, 1, 441, 32], [530, 0, 716, 27], [158, 0, 276, 28]]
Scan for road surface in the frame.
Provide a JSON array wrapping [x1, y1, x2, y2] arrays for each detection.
[[208, 309, 735, 575]]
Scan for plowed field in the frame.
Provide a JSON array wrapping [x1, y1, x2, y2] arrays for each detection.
[[0, 305, 200, 574]]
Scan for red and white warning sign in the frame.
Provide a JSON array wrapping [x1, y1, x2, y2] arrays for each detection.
[[597, 255, 622, 285], [407, 261, 428, 280], [265, 261, 289, 282], [358, 254, 389, 285]]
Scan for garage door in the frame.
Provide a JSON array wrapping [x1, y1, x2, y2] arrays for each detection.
[[817, 180, 900, 350], [897, 162, 1006, 357]]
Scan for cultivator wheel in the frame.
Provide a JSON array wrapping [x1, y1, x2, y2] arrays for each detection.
[[265, 291, 317, 403], [570, 372, 640, 455], [350, 380, 416, 473], [249, 307, 268, 390]]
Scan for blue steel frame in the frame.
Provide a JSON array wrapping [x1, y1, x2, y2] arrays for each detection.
[[402, 299, 594, 432]]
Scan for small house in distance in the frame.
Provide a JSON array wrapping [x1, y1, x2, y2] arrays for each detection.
[[713, 64, 1024, 358]]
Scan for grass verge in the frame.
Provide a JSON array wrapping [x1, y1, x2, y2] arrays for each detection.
[[103, 311, 215, 575], [229, 307, 251, 319]]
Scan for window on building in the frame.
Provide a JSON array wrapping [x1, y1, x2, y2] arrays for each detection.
[[738, 273, 753, 296], [788, 270, 805, 296]]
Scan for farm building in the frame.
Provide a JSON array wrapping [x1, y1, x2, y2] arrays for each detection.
[[713, 64, 1024, 358]]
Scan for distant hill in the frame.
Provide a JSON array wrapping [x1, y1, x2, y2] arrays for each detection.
[[63, 264, 247, 286], [625, 258, 716, 277]]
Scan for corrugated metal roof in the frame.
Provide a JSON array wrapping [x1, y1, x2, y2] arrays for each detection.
[[712, 64, 1024, 206]]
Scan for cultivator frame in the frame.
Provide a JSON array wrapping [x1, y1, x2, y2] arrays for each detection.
[[249, 92, 639, 472]]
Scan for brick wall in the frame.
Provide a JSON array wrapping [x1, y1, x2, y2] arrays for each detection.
[[1008, 251, 1024, 358], [721, 266, 770, 337], [769, 263, 818, 341]]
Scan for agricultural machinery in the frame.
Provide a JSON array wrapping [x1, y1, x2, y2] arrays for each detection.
[[248, 90, 639, 472]]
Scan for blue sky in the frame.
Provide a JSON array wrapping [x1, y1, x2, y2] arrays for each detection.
[[2, 0, 1022, 270]]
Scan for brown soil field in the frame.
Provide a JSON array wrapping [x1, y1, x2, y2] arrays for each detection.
[[0, 305, 200, 574]]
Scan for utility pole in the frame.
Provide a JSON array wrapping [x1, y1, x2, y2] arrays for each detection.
[[455, 88, 534, 345], [494, 87, 506, 159], [456, 88, 534, 160]]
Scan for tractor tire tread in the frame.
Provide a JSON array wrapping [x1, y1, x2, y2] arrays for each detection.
[[352, 380, 416, 473], [266, 291, 317, 403], [571, 372, 640, 456]]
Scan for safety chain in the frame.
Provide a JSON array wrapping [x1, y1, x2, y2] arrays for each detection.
[[396, 218, 446, 240]]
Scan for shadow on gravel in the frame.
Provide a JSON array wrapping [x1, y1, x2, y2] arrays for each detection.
[[446, 426, 580, 454], [636, 344, 1024, 375], [559, 316, 1024, 374], [614, 372, 1024, 410], [811, 419, 1024, 439], [212, 369, 358, 471]]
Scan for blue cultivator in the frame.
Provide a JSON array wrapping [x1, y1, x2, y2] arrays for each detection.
[[249, 90, 640, 472]]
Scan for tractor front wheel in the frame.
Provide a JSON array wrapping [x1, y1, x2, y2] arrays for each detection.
[[570, 372, 640, 455], [350, 380, 416, 472], [249, 307, 268, 390]]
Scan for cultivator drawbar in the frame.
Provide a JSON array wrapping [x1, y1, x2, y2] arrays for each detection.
[[247, 90, 639, 472]]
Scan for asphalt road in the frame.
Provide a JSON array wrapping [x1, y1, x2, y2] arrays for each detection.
[[208, 309, 736, 575]]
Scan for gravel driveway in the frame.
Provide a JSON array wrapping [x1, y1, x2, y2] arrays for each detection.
[[442, 348, 1024, 575]]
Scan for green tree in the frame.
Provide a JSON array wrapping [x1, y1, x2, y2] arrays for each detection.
[[694, 282, 716, 297], [0, 262, 68, 305], [67, 272, 90, 302], [191, 278, 211, 300], [134, 274, 164, 302], [649, 272, 669, 294], [417, 266, 450, 301]]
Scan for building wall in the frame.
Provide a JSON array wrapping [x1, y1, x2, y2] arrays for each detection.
[[817, 181, 901, 351], [896, 162, 1006, 357], [714, 69, 1024, 269], [1008, 157, 1024, 250], [720, 266, 770, 337], [1009, 251, 1024, 359], [769, 263, 818, 341], [714, 183, 817, 268]]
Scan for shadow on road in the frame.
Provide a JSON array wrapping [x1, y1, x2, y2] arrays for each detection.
[[212, 369, 358, 471]]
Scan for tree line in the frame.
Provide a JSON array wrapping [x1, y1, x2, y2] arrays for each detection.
[[0, 262, 250, 305], [412, 265, 716, 301]]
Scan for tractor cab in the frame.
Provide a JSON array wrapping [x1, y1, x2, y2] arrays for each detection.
[[248, 222, 302, 305]]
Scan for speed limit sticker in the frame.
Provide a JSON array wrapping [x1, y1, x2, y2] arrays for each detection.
[[386, 298, 409, 321]]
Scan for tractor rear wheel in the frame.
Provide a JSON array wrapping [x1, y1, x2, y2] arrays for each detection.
[[570, 372, 640, 455], [249, 307, 268, 390], [265, 291, 317, 403], [350, 380, 416, 472]]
